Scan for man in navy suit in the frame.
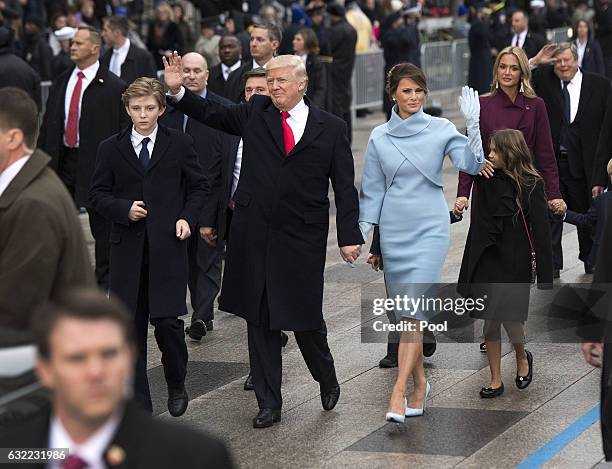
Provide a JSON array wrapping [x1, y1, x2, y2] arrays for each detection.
[[161, 52, 234, 341], [89, 78, 207, 417], [164, 53, 363, 428]]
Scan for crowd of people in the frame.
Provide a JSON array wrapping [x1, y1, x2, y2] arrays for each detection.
[[2, 0, 612, 466]]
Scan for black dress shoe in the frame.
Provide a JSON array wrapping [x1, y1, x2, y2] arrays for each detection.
[[168, 385, 188, 416], [480, 383, 504, 398], [253, 408, 281, 428], [244, 372, 254, 391], [321, 385, 340, 410], [584, 263, 595, 274], [423, 341, 437, 357], [553, 268, 561, 279], [188, 320, 206, 341], [280, 331, 289, 348], [379, 353, 398, 368], [516, 350, 533, 390], [204, 320, 214, 331]]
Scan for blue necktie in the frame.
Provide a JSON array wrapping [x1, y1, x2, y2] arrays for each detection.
[[562, 81, 571, 124], [139, 137, 150, 170]]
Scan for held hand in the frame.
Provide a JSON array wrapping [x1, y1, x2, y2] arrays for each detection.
[[128, 201, 147, 221], [162, 51, 184, 94], [532, 44, 560, 67], [176, 219, 191, 240], [199, 226, 218, 246], [458, 86, 480, 126], [453, 197, 468, 217], [340, 245, 361, 264], [592, 186, 604, 198], [366, 254, 381, 272], [581, 342, 604, 368], [479, 159, 495, 178], [547, 198, 567, 215]]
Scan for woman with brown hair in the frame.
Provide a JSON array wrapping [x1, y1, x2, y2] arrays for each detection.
[[458, 129, 553, 397], [359, 63, 484, 423], [573, 19, 605, 75], [293, 27, 327, 109]]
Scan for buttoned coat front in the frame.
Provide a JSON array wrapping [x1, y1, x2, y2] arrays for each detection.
[[89, 125, 207, 318], [174, 91, 363, 331]]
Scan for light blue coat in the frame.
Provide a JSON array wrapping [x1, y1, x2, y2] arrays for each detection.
[[360, 107, 484, 319]]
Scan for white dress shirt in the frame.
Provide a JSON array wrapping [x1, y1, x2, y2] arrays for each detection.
[[252, 58, 269, 69], [221, 60, 241, 81], [131, 125, 158, 158], [0, 153, 31, 198], [231, 139, 243, 198], [576, 39, 587, 67], [561, 68, 582, 124], [511, 29, 528, 48], [48, 409, 123, 469], [63, 61, 100, 147], [284, 98, 309, 145], [109, 38, 131, 78]]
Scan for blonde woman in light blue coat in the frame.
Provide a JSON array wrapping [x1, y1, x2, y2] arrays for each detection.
[[359, 63, 485, 423]]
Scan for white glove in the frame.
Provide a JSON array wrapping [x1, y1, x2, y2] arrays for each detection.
[[458, 86, 480, 129]]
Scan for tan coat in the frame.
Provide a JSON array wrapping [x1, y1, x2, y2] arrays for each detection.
[[0, 150, 94, 337]]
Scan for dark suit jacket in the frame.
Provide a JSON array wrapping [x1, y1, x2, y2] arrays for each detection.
[[0, 400, 234, 469], [161, 89, 239, 237], [89, 124, 207, 318], [0, 150, 94, 334], [38, 64, 128, 207], [564, 191, 612, 266], [329, 19, 357, 114], [101, 42, 157, 85], [532, 65, 612, 188], [224, 61, 254, 103], [0, 49, 41, 109], [174, 91, 363, 330], [507, 30, 546, 59], [576, 38, 606, 76]]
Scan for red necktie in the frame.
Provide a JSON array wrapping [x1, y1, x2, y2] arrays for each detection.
[[62, 454, 88, 469], [65, 71, 85, 148], [281, 111, 295, 155]]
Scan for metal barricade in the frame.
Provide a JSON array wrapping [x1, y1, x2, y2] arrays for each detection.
[[547, 26, 573, 44], [40, 81, 52, 117], [351, 48, 386, 114], [420, 41, 455, 91]]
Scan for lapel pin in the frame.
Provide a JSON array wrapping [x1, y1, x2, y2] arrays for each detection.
[[106, 445, 126, 466], [99, 78, 104, 84], [526, 105, 530, 110]]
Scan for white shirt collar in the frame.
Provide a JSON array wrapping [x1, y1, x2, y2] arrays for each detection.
[[0, 152, 32, 198], [253, 58, 269, 69], [221, 60, 241, 73], [49, 408, 123, 469], [286, 98, 308, 117], [74, 60, 100, 82], [114, 37, 130, 54], [131, 125, 159, 147]]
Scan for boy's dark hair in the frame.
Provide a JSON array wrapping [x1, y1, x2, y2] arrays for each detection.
[[31, 289, 135, 359]]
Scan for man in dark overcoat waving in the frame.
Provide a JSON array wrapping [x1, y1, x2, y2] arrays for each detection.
[[164, 52, 363, 428]]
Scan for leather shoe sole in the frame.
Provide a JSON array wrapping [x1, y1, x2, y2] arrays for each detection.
[[321, 385, 340, 411]]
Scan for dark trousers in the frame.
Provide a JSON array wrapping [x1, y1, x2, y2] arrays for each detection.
[[59, 146, 110, 289], [133, 237, 188, 412], [550, 157, 593, 269], [187, 235, 221, 323], [247, 288, 338, 410], [603, 343, 612, 460]]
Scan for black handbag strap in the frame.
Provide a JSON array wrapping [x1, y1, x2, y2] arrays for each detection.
[[519, 206, 535, 256]]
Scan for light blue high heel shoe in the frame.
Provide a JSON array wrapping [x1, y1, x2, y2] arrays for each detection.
[[405, 381, 431, 418], [385, 398, 407, 424]]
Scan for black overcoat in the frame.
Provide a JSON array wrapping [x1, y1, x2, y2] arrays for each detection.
[[458, 174, 553, 321], [89, 125, 207, 318], [38, 64, 128, 207], [100, 42, 157, 85], [174, 90, 363, 330], [532, 65, 612, 188]]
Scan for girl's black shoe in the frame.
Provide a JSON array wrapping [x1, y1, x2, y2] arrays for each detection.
[[480, 383, 504, 398], [516, 350, 533, 390]]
